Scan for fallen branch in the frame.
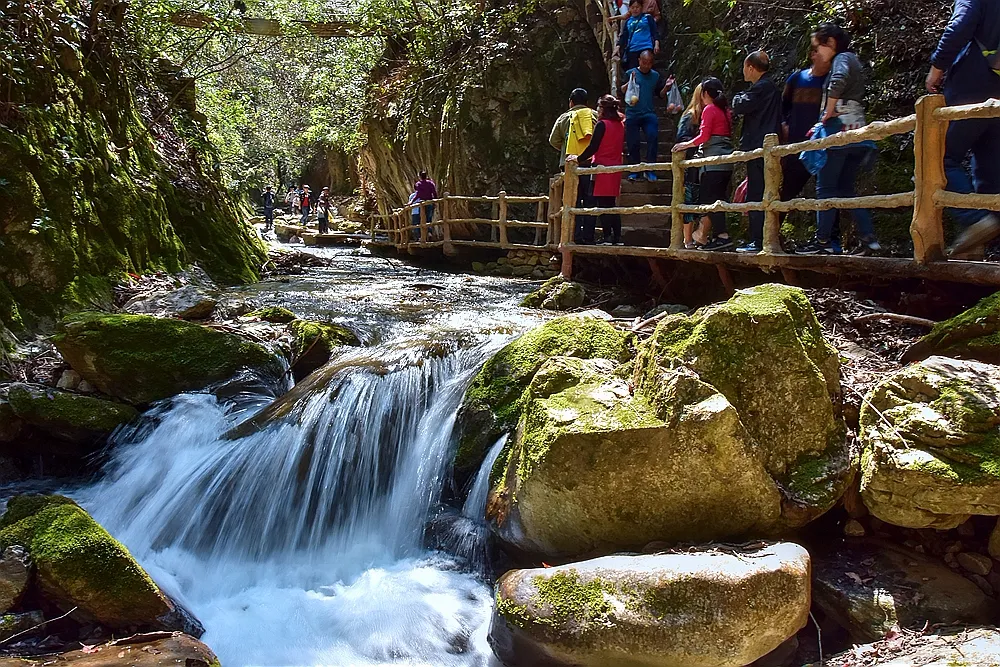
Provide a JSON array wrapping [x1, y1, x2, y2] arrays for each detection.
[[853, 313, 937, 328], [0, 607, 78, 647]]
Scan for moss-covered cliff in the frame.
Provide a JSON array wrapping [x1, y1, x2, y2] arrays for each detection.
[[0, 0, 267, 334]]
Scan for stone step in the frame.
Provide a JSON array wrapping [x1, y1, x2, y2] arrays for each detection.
[[618, 178, 672, 194], [619, 192, 672, 207]]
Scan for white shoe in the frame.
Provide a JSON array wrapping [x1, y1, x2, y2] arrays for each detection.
[[949, 214, 1000, 257]]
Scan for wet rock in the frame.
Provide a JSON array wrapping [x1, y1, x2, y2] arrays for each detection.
[[0, 496, 203, 634], [903, 291, 1000, 364], [0, 546, 31, 613], [957, 551, 993, 575], [807, 626, 1000, 667], [0, 632, 219, 667], [489, 543, 810, 667], [843, 519, 866, 537], [610, 304, 641, 318], [511, 265, 534, 277], [247, 306, 297, 323], [5, 384, 138, 446], [811, 539, 995, 642], [971, 573, 994, 596], [641, 303, 688, 320], [0, 610, 44, 642], [53, 312, 283, 404], [752, 636, 799, 667], [56, 370, 82, 391], [452, 313, 630, 488], [288, 319, 362, 382], [520, 276, 585, 311], [122, 285, 218, 320], [859, 356, 1000, 529]]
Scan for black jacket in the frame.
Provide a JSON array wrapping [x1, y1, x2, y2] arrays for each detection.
[[731, 74, 782, 151]]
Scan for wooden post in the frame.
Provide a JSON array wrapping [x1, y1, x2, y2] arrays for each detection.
[[535, 200, 545, 246], [911, 94, 948, 264], [419, 203, 429, 244], [498, 191, 509, 248], [670, 149, 685, 250], [762, 133, 783, 254], [560, 159, 580, 277], [442, 193, 456, 256], [490, 201, 499, 242]]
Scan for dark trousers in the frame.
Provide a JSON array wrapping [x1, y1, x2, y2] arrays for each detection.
[[264, 207, 274, 228], [593, 196, 621, 243], [746, 158, 764, 244], [574, 175, 595, 243], [699, 170, 732, 235], [781, 155, 840, 242], [625, 113, 658, 166], [410, 203, 435, 240], [943, 116, 1000, 227], [318, 215, 329, 234], [816, 146, 874, 242]]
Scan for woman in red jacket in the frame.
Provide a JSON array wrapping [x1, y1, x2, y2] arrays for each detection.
[[574, 95, 627, 245]]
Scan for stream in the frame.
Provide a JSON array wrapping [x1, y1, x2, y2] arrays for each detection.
[[72, 246, 548, 666]]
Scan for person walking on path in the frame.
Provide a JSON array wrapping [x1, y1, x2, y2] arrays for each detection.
[[262, 185, 276, 231], [317, 187, 332, 235], [609, 0, 660, 24], [550, 88, 599, 168], [283, 186, 295, 214], [731, 50, 782, 254], [411, 171, 438, 237], [779, 44, 842, 253], [300, 185, 312, 224], [673, 77, 735, 251], [613, 0, 659, 72], [798, 23, 880, 256], [620, 50, 674, 183], [574, 95, 627, 245], [927, 0, 1000, 257], [676, 82, 704, 248]]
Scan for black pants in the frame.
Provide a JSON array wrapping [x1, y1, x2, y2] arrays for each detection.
[[699, 170, 732, 235], [593, 196, 621, 243], [318, 215, 329, 234], [746, 158, 764, 244], [780, 155, 839, 241], [574, 175, 595, 243], [264, 207, 274, 229]]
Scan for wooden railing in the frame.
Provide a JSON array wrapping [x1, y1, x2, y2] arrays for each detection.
[[368, 94, 1000, 286]]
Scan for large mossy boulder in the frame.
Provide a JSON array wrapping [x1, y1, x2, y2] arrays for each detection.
[[485, 285, 850, 557], [0, 631, 219, 667], [489, 543, 811, 667], [52, 312, 283, 404], [903, 291, 1000, 364], [122, 285, 218, 320], [5, 383, 137, 445], [0, 495, 200, 633], [288, 318, 361, 382], [859, 356, 1000, 528], [520, 276, 586, 311], [453, 313, 631, 485]]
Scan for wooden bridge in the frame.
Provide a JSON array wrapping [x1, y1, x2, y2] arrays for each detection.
[[368, 94, 1000, 287]]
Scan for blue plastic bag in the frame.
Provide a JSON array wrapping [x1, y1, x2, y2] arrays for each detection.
[[799, 123, 828, 175]]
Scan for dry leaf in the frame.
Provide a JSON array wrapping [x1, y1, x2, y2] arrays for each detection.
[[80, 645, 100, 655]]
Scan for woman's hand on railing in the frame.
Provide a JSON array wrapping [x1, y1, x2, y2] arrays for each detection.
[[672, 141, 692, 151]]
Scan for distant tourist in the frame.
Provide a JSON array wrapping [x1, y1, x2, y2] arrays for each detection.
[[283, 186, 295, 214], [300, 185, 312, 224], [731, 50, 782, 254], [620, 50, 674, 182], [672, 77, 734, 251], [797, 23, 880, 256], [411, 171, 438, 237], [676, 82, 704, 248], [317, 187, 332, 234], [573, 95, 627, 245], [549, 88, 599, 168], [927, 0, 1000, 257], [613, 0, 659, 72], [609, 0, 660, 25], [262, 185, 275, 231]]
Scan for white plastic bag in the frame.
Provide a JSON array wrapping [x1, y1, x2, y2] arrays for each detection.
[[625, 72, 640, 107], [666, 84, 684, 113]]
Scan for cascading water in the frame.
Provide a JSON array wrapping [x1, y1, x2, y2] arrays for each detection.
[[75, 332, 517, 665]]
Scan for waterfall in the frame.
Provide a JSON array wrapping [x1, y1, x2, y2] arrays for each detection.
[[75, 339, 506, 666], [463, 435, 507, 520]]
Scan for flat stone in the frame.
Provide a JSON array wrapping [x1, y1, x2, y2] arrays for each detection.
[[956, 551, 993, 575], [56, 370, 81, 391], [0, 632, 218, 666]]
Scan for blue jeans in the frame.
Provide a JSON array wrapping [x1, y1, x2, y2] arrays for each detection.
[[943, 117, 1000, 228], [300, 205, 310, 224], [816, 145, 874, 242], [625, 113, 658, 166], [411, 203, 434, 239]]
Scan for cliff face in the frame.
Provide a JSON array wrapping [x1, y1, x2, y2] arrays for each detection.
[[0, 0, 266, 334]]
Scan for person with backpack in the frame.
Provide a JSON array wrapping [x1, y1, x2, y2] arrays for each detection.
[[317, 187, 332, 234], [619, 50, 674, 183], [613, 0, 659, 72], [300, 185, 312, 224], [927, 0, 1000, 257], [262, 185, 276, 231], [673, 77, 735, 251], [797, 23, 880, 256], [731, 50, 782, 254], [573, 95, 627, 245]]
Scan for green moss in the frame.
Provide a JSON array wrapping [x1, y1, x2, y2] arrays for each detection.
[[52, 311, 283, 404], [7, 384, 138, 433], [0, 495, 169, 626], [289, 319, 360, 357], [516, 572, 612, 629], [248, 307, 298, 324]]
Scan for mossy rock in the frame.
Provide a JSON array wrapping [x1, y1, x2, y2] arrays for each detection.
[[288, 318, 361, 382], [520, 276, 585, 311], [0, 631, 220, 666], [452, 313, 632, 487], [248, 306, 298, 324], [52, 312, 283, 404], [489, 543, 811, 667], [0, 495, 181, 629], [903, 291, 1000, 365], [6, 383, 137, 445], [859, 356, 1000, 528]]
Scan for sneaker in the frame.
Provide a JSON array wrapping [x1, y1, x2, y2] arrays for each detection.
[[645, 171, 658, 182], [860, 235, 881, 252], [797, 239, 834, 255], [830, 239, 843, 255], [613, 241, 625, 246], [627, 173, 642, 182], [949, 214, 1000, 257], [700, 236, 734, 251], [684, 241, 699, 250], [736, 241, 761, 254]]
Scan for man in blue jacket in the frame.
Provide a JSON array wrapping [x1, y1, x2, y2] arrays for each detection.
[[927, 0, 1000, 256]]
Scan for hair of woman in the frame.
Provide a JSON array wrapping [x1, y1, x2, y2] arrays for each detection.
[[419, 170, 428, 180], [683, 82, 705, 126], [813, 22, 851, 53], [597, 94, 622, 120], [701, 77, 729, 111]]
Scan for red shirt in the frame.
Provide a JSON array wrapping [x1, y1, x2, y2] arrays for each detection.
[[690, 103, 732, 146]]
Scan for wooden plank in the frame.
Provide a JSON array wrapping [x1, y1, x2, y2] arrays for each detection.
[[770, 192, 914, 212], [933, 97, 1000, 122], [762, 134, 782, 254], [934, 190, 1000, 210], [682, 147, 765, 170], [498, 191, 509, 248], [911, 95, 948, 264], [577, 160, 673, 176], [449, 241, 557, 250], [670, 149, 685, 250], [770, 115, 917, 158]]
